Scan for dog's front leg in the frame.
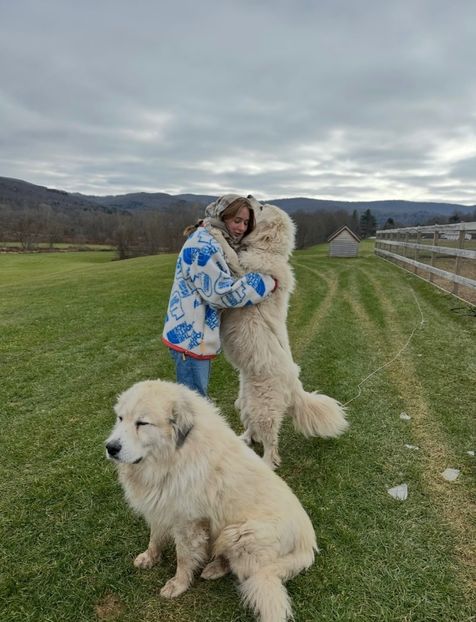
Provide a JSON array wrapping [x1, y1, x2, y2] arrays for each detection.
[[134, 522, 166, 569], [160, 519, 210, 599]]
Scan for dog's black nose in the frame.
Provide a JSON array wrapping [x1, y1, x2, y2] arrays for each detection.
[[106, 441, 121, 457]]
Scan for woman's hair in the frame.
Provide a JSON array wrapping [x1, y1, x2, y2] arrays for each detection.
[[183, 197, 256, 238], [220, 198, 256, 237], [183, 220, 203, 238]]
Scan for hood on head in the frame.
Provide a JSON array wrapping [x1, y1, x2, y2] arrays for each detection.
[[204, 194, 262, 220]]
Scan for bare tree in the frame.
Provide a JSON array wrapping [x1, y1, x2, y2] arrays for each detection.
[[16, 208, 42, 249]]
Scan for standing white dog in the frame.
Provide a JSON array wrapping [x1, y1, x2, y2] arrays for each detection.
[[105, 379, 317, 622], [209, 203, 348, 469]]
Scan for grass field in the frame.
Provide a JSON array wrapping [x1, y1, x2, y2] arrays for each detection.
[[0, 242, 114, 250], [1, 241, 474, 622]]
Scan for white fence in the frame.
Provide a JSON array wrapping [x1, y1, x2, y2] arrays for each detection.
[[375, 222, 476, 305]]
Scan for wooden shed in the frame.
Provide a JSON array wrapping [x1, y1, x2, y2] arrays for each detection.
[[328, 225, 361, 257]]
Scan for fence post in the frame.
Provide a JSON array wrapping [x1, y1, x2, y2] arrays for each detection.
[[414, 230, 421, 274], [452, 229, 465, 295], [376, 222, 476, 305], [429, 230, 438, 283]]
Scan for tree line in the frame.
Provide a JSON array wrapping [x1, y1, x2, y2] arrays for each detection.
[[0, 201, 202, 257], [0, 201, 372, 256], [2, 199, 473, 258]]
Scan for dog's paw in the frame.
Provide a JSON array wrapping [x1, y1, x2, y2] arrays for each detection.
[[239, 430, 253, 446], [160, 577, 188, 599], [134, 550, 160, 569], [263, 449, 281, 470], [201, 558, 230, 580]]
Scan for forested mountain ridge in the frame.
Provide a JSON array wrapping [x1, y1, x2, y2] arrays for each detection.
[[1, 176, 474, 254], [1, 176, 474, 224]]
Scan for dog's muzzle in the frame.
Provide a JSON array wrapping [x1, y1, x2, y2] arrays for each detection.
[[106, 440, 121, 459], [105, 440, 143, 464]]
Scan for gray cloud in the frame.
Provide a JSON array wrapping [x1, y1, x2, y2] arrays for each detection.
[[1, 0, 475, 203]]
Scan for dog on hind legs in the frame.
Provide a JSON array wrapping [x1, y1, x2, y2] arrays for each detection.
[[105, 379, 317, 622], [207, 202, 349, 469]]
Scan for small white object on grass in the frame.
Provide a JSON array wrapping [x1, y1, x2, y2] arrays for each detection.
[[400, 412, 411, 421], [467, 450, 474, 457], [441, 468, 460, 482], [387, 483, 408, 500], [404, 444, 419, 450]]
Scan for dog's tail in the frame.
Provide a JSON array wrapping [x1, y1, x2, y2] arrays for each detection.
[[239, 569, 292, 622], [290, 381, 348, 438]]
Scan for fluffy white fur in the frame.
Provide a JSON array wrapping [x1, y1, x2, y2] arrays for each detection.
[[213, 203, 349, 469], [105, 379, 317, 622]]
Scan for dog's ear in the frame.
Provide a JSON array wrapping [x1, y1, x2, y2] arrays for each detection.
[[169, 397, 194, 449]]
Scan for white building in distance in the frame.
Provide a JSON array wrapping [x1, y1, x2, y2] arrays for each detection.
[[328, 225, 361, 257]]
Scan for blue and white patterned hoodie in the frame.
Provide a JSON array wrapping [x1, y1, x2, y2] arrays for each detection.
[[162, 201, 274, 358]]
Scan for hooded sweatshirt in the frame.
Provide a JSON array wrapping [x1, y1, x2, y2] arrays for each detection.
[[203, 193, 262, 247], [162, 195, 274, 358]]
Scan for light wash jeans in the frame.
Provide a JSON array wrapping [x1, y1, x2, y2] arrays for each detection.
[[169, 349, 211, 397]]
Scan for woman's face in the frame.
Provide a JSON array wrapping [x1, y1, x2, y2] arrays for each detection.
[[223, 206, 250, 239]]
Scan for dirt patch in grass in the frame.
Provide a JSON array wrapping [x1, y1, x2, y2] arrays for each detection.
[[95, 593, 124, 620]]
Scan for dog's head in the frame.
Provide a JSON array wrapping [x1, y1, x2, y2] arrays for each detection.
[[241, 203, 296, 257], [105, 380, 195, 464]]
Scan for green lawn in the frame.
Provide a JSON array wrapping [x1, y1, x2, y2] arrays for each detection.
[[0, 242, 114, 250], [1, 242, 474, 622]]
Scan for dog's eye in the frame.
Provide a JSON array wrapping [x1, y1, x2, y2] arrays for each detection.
[[136, 421, 149, 427]]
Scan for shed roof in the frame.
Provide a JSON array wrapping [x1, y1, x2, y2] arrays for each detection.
[[327, 225, 361, 243]]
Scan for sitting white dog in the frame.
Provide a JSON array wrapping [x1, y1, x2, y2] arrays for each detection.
[[208, 203, 348, 469], [105, 379, 317, 622]]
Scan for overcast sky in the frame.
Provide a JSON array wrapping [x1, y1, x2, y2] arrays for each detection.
[[1, 0, 475, 204]]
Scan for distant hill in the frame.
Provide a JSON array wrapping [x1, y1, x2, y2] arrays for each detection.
[[270, 198, 476, 225], [0, 176, 110, 213], [1, 176, 474, 225], [80, 191, 216, 212]]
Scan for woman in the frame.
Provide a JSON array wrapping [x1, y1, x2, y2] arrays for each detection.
[[162, 194, 276, 396]]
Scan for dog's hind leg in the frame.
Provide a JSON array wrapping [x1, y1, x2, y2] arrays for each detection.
[[134, 522, 166, 569], [238, 377, 284, 468], [160, 519, 210, 599], [201, 555, 230, 580], [234, 371, 245, 413], [260, 415, 283, 470], [237, 374, 258, 447], [252, 403, 284, 469], [239, 427, 254, 446], [250, 414, 283, 469]]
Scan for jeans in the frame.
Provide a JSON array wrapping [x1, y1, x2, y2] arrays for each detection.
[[169, 349, 211, 397]]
